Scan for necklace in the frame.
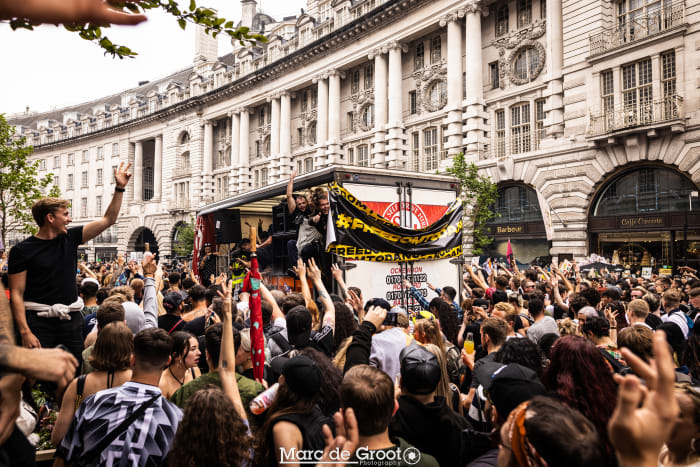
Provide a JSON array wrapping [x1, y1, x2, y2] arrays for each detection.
[[168, 366, 185, 386]]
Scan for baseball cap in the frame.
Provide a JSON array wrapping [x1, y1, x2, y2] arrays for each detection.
[[81, 277, 100, 287], [270, 355, 321, 397], [399, 345, 441, 395], [475, 362, 546, 418], [163, 292, 184, 313], [286, 305, 312, 348], [122, 301, 145, 335]]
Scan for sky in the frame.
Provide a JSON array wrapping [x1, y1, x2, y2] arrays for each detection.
[[0, 0, 306, 117]]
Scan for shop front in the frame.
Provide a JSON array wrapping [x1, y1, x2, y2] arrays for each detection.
[[588, 165, 700, 273], [485, 183, 550, 264]]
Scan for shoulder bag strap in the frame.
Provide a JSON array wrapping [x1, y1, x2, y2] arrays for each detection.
[[168, 319, 184, 334], [79, 393, 160, 465], [74, 375, 87, 411]]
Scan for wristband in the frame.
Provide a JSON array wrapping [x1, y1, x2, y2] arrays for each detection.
[[115, 187, 126, 193]]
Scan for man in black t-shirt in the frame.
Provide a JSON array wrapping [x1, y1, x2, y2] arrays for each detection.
[[198, 243, 216, 287], [8, 163, 132, 363], [285, 170, 312, 271]]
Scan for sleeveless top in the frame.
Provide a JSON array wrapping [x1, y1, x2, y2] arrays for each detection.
[[269, 404, 331, 454]]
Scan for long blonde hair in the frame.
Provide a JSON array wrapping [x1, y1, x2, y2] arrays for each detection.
[[414, 318, 446, 354], [423, 343, 454, 410]]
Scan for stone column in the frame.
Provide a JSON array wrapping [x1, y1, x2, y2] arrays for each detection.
[[386, 41, 408, 168], [202, 121, 213, 202], [154, 135, 162, 200], [370, 48, 388, 167], [133, 140, 143, 202], [464, 1, 488, 157], [279, 91, 293, 178], [314, 74, 329, 167], [441, 12, 466, 160], [545, 0, 564, 139], [229, 111, 240, 194], [270, 95, 281, 157], [238, 109, 250, 192], [327, 69, 344, 165]]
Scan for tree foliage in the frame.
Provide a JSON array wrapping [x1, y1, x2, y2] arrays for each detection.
[[0, 114, 60, 248], [9, 1, 267, 59], [446, 152, 498, 255], [172, 220, 195, 257]]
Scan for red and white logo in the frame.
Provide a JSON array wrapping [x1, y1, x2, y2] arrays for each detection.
[[382, 202, 430, 229]]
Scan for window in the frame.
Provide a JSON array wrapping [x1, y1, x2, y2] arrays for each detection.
[[254, 170, 260, 188], [427, 81, 447, 109], [540, 0, 546, 19], [96, 196, 102, 214], [177, 151, 190, 171], [409, 91, 418, 114], [617, 0, 669, 42], [415, 43, 424, 70], [361, 105, 374, 127], [304, 158, 313, 173], [348, 147, 354, 165], [364, 63, 374, 90], [112, 142, 119, 156], [81, 198, 88, 218], [311, 88, 318, 108], [67, 153, 74, 166], [309, 122, 317, 145], [513, 47, 540, 82], [301, 90, 308, 112], [351, 70, 360, 94], [260, 168, 268, 187], [38, 159, 45, 170], [357, 145, 369, 167], [54, 176, 59, 188], [67, 174, 74, 190], [297, 160, 303, 174], [511, 103, 531, 154], [489, 62, 500, 89], [348, 112, 355, 132], [411, 132, 420, 171], [430, 37, 441, 64], [601, 69, 615, 131], [96, 168, 103, 185], [423, 128, 438, 171], [81, 171, 88, 188], [97, 146, 104, 160], [297, 128, 304, 146], [143, 167, 153, 201], [259, 107, 266, 126], [319, 2, 331, 21], [255, 141, 261, 158], [517, 0, 532, 28], [662, 51, 678, 119], [495, 110, 506, 158], [53, 155, 61, 168], [82, 150, 89, 163], [622, 58, 653, 125], [535, 99, 546, 148], [495, 5, 509, 37]]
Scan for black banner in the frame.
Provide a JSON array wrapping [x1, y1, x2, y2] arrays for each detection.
[[327, 183, 463, 262]]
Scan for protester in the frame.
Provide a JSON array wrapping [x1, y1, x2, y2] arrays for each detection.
[[525, 298, 559, 343], [159, 331, 202, 399]]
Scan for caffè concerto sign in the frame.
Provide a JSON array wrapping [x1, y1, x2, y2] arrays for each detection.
[[619, 216, 665, 228]]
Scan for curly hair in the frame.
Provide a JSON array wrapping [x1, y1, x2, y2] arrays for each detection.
[[429, 298, 458, 346], [169, 385, 252, 467], [493, 336, 544, 377], [544, 335, 617, 464], [333, 301, 358, 351], [299, 347, 342, 417]]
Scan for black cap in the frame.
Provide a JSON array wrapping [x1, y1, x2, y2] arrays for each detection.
[[286, 306, 312, 348], [399, 345, 441, 395], [271, 355, 321, 397], [163, 292, 184, 312], [475, 362, 546, 418], [492, 290, 508, 305]]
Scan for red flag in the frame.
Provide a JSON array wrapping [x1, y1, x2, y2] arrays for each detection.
[[242, 227, 265, 381], [506, 238, 514, 267]]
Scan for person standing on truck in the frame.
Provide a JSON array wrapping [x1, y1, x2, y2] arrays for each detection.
[[286, 170, 313, 276], [300, 189, 330, 265], [198, 243, 216, 287]]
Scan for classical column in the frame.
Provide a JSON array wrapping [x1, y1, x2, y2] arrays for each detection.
[[230, 111, 240, 194], [314, 74, 329, 167], [545, 0, 564, 139], [238, 108, 250, 192], [133, 140, 143, 202], [370, 48, 388, 167], [386, 41, 408, 168], [464, 1, 487, 156], [279, 91, 292, 178], [327, 69, 344, 165], [441, 12, 465, 159], [270, 96, 280, 157], [154, 135, 162, 200], [202, 121, 213, 202]]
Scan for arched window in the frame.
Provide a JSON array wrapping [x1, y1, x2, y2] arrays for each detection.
[[427, 80, 447, 110], [496, 5, 509, 37], [514, 47, 540, 82], [308, 122, 317, 144], [492, 185, 542, 223], [178, 131, 190, 145], [593, 167, 700, 216]]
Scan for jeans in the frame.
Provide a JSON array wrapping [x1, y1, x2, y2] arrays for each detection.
[[26, 310, 84, 371], [287, 240, 299, 267]]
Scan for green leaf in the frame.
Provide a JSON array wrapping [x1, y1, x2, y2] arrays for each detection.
[[189, 0, 196, 11], [224, 21, 233, 29], [178, 18, 186, 30]]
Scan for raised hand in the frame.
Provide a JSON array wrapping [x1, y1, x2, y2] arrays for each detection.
[[364, 305, 387, 329], [113, 162, 132, 189], [142, 253, 157, 276], [307, 258, 322, 282], [331, 263, 343, 283], [319, 408, 359, 465], [293, 257, 306, 279]]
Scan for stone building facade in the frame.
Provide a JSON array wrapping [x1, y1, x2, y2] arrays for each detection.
[[8, 0, 700, 269]]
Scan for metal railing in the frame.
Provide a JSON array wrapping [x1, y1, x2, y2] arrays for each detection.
[[94, 234, 118, 244], [476, 133, 545, 161], [589, 0, 685, 56], [587, 94, 683, 137]]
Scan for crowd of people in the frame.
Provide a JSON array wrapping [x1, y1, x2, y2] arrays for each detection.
[[1, 164, 700, 466]]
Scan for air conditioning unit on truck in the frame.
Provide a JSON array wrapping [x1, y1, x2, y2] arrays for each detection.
[[194, 166, 463, 312]]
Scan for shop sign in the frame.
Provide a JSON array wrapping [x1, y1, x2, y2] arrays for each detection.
[[659, 267, 673, 277], [495, 225, 525, 234], [641, 267, 653, 279], [619, 216, 666, 229]]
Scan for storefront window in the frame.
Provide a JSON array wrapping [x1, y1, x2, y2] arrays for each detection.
[[491, 185, 542, 224], [593, 167, 699, 216]]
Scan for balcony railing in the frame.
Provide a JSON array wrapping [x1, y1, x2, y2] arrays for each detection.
[[589, 1, 685, 57], [172, 166, 192, 178], [168, 199, 190, 210], [587, 94, 683, 137], [94, 234, 118, 244]]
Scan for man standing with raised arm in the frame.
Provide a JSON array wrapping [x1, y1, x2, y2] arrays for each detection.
[[8, 163, 132, 364]]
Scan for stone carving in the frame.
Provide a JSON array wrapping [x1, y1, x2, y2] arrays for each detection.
[[411, 59, 447, 115], [423, 78, 448, 112], [490, 19, 546, 89], [355, 92, 375, 132]]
